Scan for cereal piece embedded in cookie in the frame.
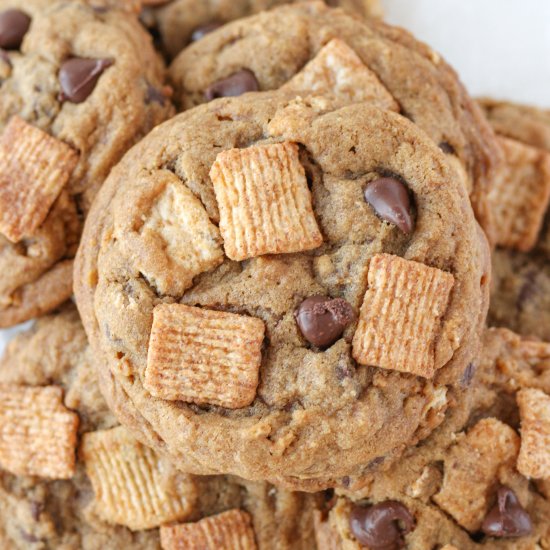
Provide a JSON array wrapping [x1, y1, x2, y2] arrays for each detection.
[[517, 388, 550, 479], [434, 418, 520, 532], [160, 509, 257, 550], [210, 142, 323, 261], [352, 254, 454, 378], [81, 426, 194, 530], [145, 303, 265, 408], [0, 117, 78, 242], [0, 384, 78, 478], [283, 38, 399, 111], [489, 136, 550, 252]]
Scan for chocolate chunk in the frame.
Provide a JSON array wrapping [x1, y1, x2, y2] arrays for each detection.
[[0, 9, 31, 50], [204, 69, 259, 101], [439, 141, 456, 155], [482, 487, 532, 538], [58, 57, 113, 103], [295, 296, 355, 348], [349, 501, 415, 550], [364, 177, 414, 234], [191, 22, 222, 42]]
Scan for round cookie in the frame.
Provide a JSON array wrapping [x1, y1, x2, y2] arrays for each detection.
[[313, 328, 550, 549], [0, 0, 173, 327], [144, 0, 383, 60], [0, 305, 316, 549], [168, 2, 501, 236], [75, 91, 490, 491], [478, 100, 550, 340]]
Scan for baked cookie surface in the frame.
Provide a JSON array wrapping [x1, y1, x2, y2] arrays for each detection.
[[0, 305, 316, 550], [480, 100, 550, 340], [313, 327, 550, 549], [75, 91, 490, 491], [0, 0, 173, 327], [168, 2, 501, 236]]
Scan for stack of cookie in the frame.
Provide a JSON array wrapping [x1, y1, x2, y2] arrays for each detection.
[[0, 1, 548, 549]]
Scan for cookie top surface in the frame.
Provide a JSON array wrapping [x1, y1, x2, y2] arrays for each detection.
[[75, 91, 490, 490], [147, 0, 383, 59], [314, 327, 550, 549], [168, 2, 501, 236], [481, 100, 550, 340], [0, 0, 173, 327], [0, 305, 316, 550]]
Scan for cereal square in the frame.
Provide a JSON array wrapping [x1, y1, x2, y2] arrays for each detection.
[[145, 303, 265, 408], [210, 141, 323, 261], [0, 116, 78, 242], [352, 254, 454, 378], [0, 384, 78, 478]]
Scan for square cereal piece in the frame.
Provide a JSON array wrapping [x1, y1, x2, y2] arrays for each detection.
[[81, 426, 195, 530], [352, 254, 454, 378], [517, 388, 550, 479], [160, 509, 257, 550], [283, 39, 399, 111], [433, 418, 520, 532], [0, 384, 78, 478], [145, 303, 265, 409], [489, 136, 550, 251], [0, 116, 78, 242], [210, 141, 323, 261]]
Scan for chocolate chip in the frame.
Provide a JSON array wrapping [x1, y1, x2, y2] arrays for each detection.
[[30, 501, 43, 521], [191, 22, 222, 42], [145, 83, 171, 106], [204, 69, 259, 101], [461, 362, 476, 387], [349, 501, 415, 550], [482, 486, 532, 538], [58, 57, 113, 103], [439, 141, 455, 155], [295, 296, 355, 348], [0, 9, 31, 50], [364, 177, 414, 234]]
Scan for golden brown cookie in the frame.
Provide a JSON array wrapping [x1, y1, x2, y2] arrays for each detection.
[[74, 91, 490, 491], [0, 0, 173, 327]]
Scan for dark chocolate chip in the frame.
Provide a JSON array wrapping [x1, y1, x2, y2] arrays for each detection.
[[191, 22, 222, 42], [58, 57, 113, 103], [145, 83, 169, 106], [349, 501, 415, 550], [482, 486, 532, 538], [0, 9, 30, 50], [295, 296, 355, 348], [204, 69, 259, 101], [30, 501, 43, 521], [364, 177, 414, 234], [461, 362, 476, 387], [439, 141, 455, 155]]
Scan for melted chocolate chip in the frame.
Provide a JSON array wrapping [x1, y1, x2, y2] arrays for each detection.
[[439, 141, 456, 155], [482, 487, 532, 538], [145, 83, 171, 106], [0, 9, 30, 50], [364, 177, 414, 234], [461, 362, 476, 387], [295, 296, 355, 348], [191, 22, 222, 42], [58, 57, 113, 103], [204, 69, 259, 101], [349, 501, 415, 550]]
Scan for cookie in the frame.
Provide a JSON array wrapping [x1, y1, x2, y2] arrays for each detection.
[[74, 91, 490, 491], [168, 2, 501, 236], [0, 0, 173, 327], [0, 304, 316, 549], [313, 327, 550, 549], [144, 0, 383, 60], [479, 100, 550, 340]]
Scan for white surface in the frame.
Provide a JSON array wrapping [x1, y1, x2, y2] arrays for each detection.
[[382, 0, 550, 107], [0, 1, 549, 355]]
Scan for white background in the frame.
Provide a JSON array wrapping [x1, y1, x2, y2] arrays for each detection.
[[0, 1, 549, 355]]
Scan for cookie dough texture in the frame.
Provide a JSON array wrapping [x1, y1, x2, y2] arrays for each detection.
[[148, 0, 383, 59], [0, 0, 173, 327], [481, 100, 550, 340], [0, 305, 316, 550], [75, 91, 490, 491], [314, 328, 550, 549], [168, 2, 501, 236]]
